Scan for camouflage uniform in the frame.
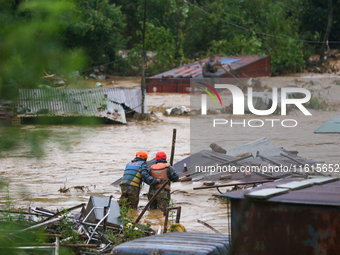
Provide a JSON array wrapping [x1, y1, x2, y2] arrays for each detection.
[[119, 184, 140, 210], [142, 158, 179, 212], [147, 188, 171, 211], [119, 157, 147, 210]]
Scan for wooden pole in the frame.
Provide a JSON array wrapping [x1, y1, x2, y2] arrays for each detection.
[[134, 180, 169, 224], [197, 219, 222, 234], [141, 0, 147, 115], [220, 66, 247, 87], [55, 237, 60, 255], [170, 129, 177, 166]]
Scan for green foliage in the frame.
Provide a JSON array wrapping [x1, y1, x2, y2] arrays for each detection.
[[0, 0, 84, 90], [114, 50, 143, 76], [62, 0, 126, 66], [0, 0, 91, 160], [2, 0, 338, 77], [184, 0, 306, 73], [117, 198, 152, 242], [55, 209, 80, 243], [306, 95, 328, 110], [166, 199, 179, 233], [144, 22, 180, 75], [112, 0, 339, 75], [114, 0, 190, 76], [0, 184, 48, 255], [2, 0, 338, 78], [1, 183, 16, 221]]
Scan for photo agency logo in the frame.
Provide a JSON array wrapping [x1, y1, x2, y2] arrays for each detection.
[[197, 82, 312, 128]]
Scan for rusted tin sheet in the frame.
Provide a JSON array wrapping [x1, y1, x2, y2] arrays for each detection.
[[112, 232, 229, 255], [230, 199, 340, 255], [221, 178, 340, 255]]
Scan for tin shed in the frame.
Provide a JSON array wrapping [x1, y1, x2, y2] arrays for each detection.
[[146, 55, 271, 93], [220, 177, 340, 255]]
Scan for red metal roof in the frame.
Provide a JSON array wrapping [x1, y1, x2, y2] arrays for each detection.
[[150, 55, 270, 78]]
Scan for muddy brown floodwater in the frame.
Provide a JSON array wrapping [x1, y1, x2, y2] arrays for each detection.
[[1, 74, 340, 234], [1, 92, 230, 234]]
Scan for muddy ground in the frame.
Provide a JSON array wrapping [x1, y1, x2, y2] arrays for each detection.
[[1, 73, 340, 234]]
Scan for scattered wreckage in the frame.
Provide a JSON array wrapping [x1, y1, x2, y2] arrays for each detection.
[[175, 137, 329, 193], [1, 195, 154, 254]]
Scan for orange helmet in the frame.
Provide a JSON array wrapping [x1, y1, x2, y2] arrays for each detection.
[[136, 151, 148, 160]]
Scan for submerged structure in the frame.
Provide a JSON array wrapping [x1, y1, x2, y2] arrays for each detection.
[[315, 115, 340, 134], [17, 88, 146, 124], [176, 137, 318, 185], [146, 55, 271, 93]]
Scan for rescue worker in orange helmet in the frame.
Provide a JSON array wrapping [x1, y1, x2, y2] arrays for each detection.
[[119, 151, 148, 209], [142, 151, 179, 212]]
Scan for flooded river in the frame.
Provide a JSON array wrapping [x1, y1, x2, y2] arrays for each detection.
[[0, 92, 231, 233], [1, 75, 340, 234]]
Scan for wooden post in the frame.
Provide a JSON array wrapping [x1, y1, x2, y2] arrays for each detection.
[[134, 181, 169, 224], [170, 129, 177, 166], [55, 237, 60, 255], [141, 0, 147, 115]]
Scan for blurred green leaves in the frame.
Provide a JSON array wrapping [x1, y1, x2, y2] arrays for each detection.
[[0, 127, 50, 159], [0, 0, 85, 158], [0, 182, 50, 255], [0, 0, 84, 89], [62, 0, 126, 66]]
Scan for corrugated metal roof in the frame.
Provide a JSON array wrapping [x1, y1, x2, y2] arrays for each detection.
[[176, 141, 317, 182], [17, 88, 146, 124], [110, 139, 318, 186], [314, 115, 340, 134], [112, 232, 230, 255], [150, 55, 269, 78], [226, 137, 290, 157], [220, 178, 340, 206], [105, 88, 147, 114]]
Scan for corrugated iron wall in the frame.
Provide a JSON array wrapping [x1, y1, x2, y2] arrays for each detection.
[[18, 88, 146, 124], [229, 198, 340, 254]]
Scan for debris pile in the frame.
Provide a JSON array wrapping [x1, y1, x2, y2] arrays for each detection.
[[1, 196, 155, 254], [43, 72, 67, 88], [173, 137, 329, 192], [163, 106, 188, 116]]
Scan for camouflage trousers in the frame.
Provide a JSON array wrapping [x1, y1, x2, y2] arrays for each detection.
[[119, 185, 140, 210], [148, 187, 171, 212]]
